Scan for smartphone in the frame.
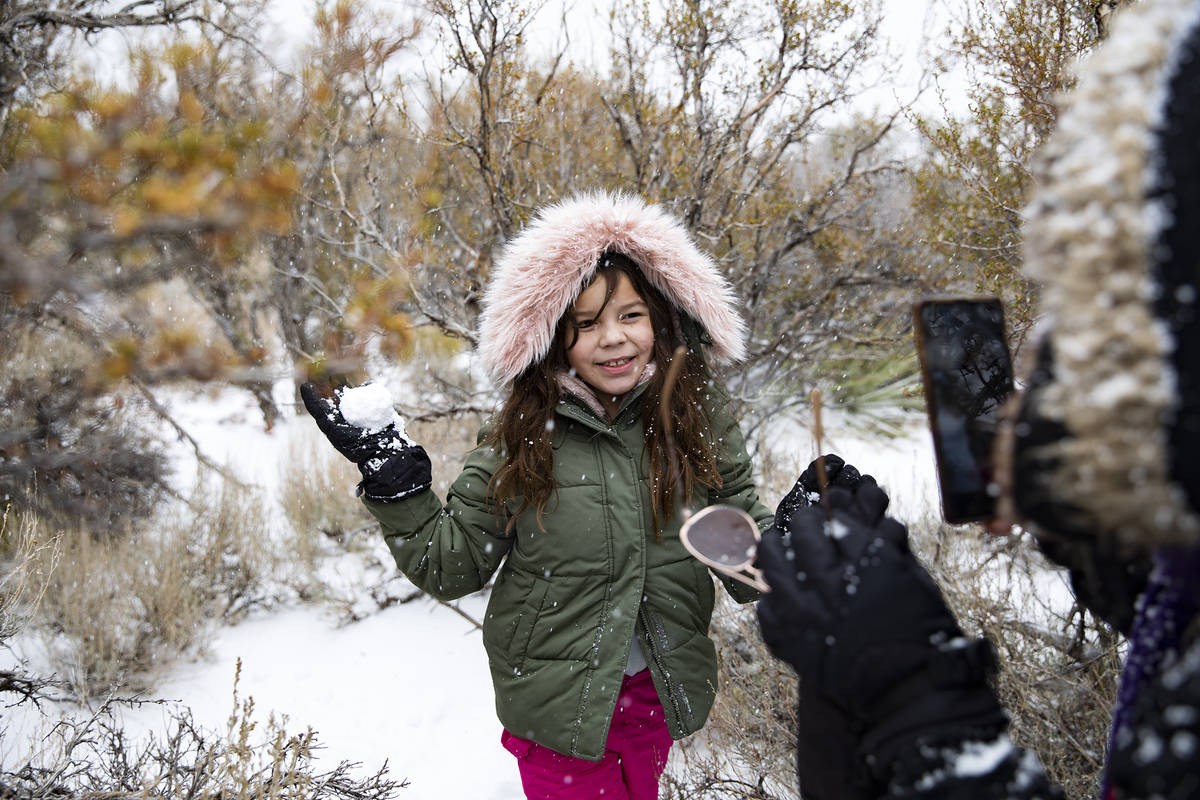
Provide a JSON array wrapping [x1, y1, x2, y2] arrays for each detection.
[[914, 297, 1015, 524]]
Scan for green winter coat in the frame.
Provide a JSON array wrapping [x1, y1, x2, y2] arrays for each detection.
[[363, 382, 772, 762]]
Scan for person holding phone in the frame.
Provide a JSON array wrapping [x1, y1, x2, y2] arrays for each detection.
[[754, 0, 1200, 798]]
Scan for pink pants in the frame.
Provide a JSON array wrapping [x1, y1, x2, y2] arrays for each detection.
[[501, 669, 673, 799]]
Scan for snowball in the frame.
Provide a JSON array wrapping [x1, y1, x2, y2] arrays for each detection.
[[338, 383, 406, 434]]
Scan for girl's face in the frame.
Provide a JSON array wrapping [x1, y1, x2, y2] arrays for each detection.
[[565, 270, 655, 416]]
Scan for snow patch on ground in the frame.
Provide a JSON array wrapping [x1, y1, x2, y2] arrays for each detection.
[[135, 594, 517, 799]]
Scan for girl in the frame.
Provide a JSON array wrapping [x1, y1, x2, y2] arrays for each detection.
[[303, 191, 780, 799]]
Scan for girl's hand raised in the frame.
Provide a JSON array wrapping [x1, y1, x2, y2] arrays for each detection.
[[773, 454, 876, 531], [300, 382, 433, 502]]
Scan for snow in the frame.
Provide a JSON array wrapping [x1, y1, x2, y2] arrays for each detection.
[[914, 735, 1017, 791], [826, 519, 852, 540], [338, 382, 407, 435], [951, 736, 1017, 777], [141, 599, 515, 799]]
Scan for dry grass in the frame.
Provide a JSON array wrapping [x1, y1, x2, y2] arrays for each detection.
[[0, 422, 412, 798], [912, 519, 1120, 800], [0, 505, 60, 641], [2, 661, 407, 799], [22, 478, 279, 701], [661, 454, 800, 800], [276, 426, 371, 577], [663, 596, 800, 800]]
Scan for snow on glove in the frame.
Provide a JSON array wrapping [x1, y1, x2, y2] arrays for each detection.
[[756, 483, 1006, 779], [300, 382, 432, 502], [773, 453, 875, 531]]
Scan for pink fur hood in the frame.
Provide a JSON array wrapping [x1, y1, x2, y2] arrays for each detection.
[[477, 191, 747, 385]]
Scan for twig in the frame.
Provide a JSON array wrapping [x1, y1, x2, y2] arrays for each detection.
[[128, 378, 250, 490]]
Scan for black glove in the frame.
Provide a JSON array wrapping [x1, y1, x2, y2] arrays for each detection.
[[756, 483, 1006, 780], [795, 681, 881, 800], [774, 453, 875, 531], [300, 382, 432, 502]]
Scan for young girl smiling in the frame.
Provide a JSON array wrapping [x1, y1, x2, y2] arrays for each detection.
[[304, 191, 785, 799]]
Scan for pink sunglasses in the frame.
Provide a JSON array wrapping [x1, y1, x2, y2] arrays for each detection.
[[660, 346, 769, 593], [679, 505, 769, 592]]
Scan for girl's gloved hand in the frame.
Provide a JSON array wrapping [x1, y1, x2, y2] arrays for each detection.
[[300, 382, 433, 502], [773, 454, 875, 531]]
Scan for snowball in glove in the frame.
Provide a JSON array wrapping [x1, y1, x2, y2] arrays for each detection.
[[300, 382, 432, 502]]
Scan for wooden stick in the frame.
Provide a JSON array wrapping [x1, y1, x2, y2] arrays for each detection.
[[810, 388, 831, 518], [660, 345, 688, 514]]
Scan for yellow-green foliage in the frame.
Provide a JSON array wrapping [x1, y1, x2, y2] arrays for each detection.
[[910, 0, 1134, 338]]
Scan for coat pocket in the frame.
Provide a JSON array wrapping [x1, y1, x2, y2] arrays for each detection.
[[509, 576, 550, 673]]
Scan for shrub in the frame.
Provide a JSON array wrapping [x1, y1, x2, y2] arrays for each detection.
[[0, 505, 59, 640], [1, 661, 408, 799], [914, 521, 1120, 800], [276, 425, 371, 580], [24, 477, 279, 700], [663, 595, 799, 799]]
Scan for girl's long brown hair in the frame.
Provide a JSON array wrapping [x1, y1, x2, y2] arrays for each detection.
[[486, 253, 723, 534]]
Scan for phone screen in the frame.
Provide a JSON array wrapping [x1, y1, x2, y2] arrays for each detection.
[[914, 298, 1015, 523]]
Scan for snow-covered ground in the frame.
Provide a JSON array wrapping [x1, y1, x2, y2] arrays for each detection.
[[2, 384, 982, 798]]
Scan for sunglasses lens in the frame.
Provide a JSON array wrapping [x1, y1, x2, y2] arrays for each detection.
[[684, 506, 759, 567]]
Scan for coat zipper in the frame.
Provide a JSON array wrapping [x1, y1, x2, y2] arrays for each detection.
[[638, 605, 683, 727], [561, 393, 686, 729]]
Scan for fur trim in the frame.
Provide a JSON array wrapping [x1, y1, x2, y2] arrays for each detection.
[[477, 191, 746, 385], [1022, 0, 1200, 545]]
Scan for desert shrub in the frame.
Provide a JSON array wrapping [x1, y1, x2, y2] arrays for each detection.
[[0, 505, 59, 640], [0, 322, 170, 530], [1, 661, 407, 799], [24, 478, 279, 700], [2, 486, 405, 799], [663, 595, 799, 799], [913, 520, 1121, 800], [661, 451, 799, 800], [277, 426, 371, 579]]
